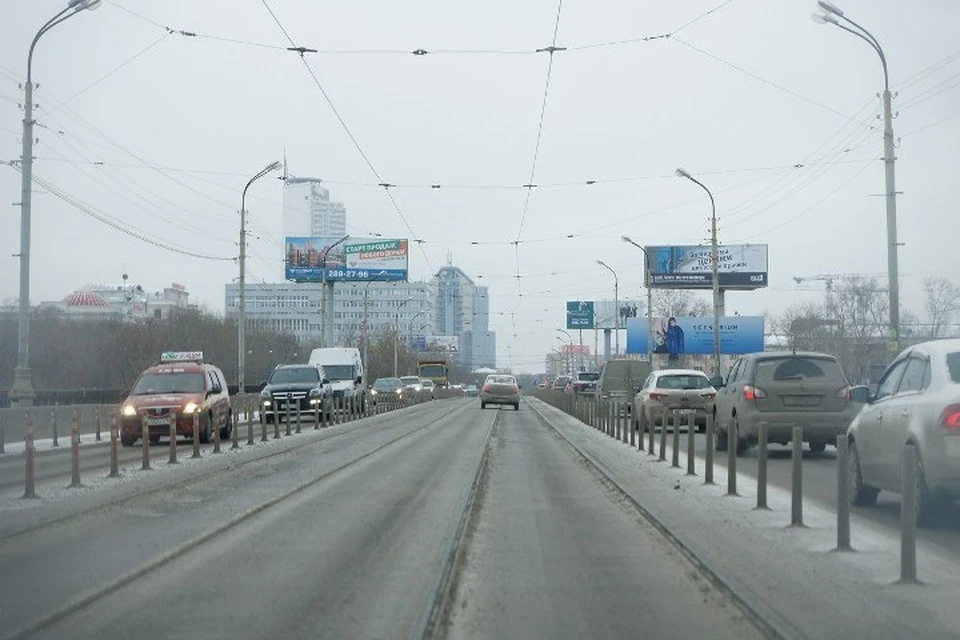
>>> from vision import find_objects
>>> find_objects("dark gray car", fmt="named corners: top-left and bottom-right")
top-left (259, 364), bottom-right (333, 424)
top-left (711, 351), bottom-right (858, 456)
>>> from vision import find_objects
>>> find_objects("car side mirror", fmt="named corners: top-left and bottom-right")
top-left (850, 385), bottom-right (871, 404)
top-left (356, 376), bottom-right (363, 384)
top-left (708, 376), bottom-right (724, 388)
top-left (259, 380), bottom-right (267, 390)
top-left (323, 378), bottom-right (330, 385)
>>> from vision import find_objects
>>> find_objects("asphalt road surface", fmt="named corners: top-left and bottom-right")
top-left (0, 399), bottom-right (763, 640)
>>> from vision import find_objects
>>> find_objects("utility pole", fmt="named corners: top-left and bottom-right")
top-left (319, 235), bottom-right (350, 349)
top-left (622, 237), bottom-right (655, 369)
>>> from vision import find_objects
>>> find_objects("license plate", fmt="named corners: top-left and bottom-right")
top-left (147, 416), bottom-right (169, 426)
top-left (782, 396), bottom-right (820, 407)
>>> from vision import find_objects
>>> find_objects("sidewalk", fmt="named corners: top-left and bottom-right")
top-left (530, 397), bottom-right (960, 640)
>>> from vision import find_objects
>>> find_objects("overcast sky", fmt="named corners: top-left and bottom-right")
top-left (2, 0), bottom-right (957, 373)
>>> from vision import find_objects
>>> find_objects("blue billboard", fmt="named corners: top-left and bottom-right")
top-left (566, 301), bottom-right (594, 329)
top-left (625, 316), bottom-right (764, 356)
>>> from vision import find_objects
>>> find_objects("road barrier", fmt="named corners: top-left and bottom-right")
top-left (659, 413), bottom-right (667, 462)
top-left (140, 416), bottom-right (151, 471)
top-left (95, 408), bottom-right (102, 442)
top-left (671, 410), bottom-right (681, 469)
top-left (214, 410), bottom-right (222, 454)
top-left (70, 411), bottom-right (81, 488)
top-left (192, 414), bottom-right (202, 459)
top-left (1, 414), bottom-right (5, 454)
top-left (51, 410), bottom-right (59, 448)
top-left (756, 422), bottom-right (768, 510)
top-left (169, 413), bottom-right (179, 465)
top-left (686, 412), bottom-right (696, 476)
top-left (899, 444), bottom-right (918, 584)
top-left (295, 404), bottom-right (303, 435)
top-left (726, 419), bottom-right (738, 496)
top-left (232, 409), bottom-right (240, 450)
top-left (791, 427), bottom-right (803, 527)
top-left (109, 412), bottom-right (119, 478)
top-left (835, 435), bottom-right (851, 552)
top-left (24, 414), bottom-right (36, 499)
top-left (704, 413), bottom-right (714, 485)
top-left (285, 403), bottom-right (292, 437)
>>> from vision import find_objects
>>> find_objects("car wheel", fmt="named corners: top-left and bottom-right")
top-left (121, 432), bottom-right (136, 447)
top-left (481, 402), bottom-right (487, 409)
top-left (847, 440), bottom-right (879, 507)
top-left (911, 447), bottom-right (939, 527)
top-left (731, 416), bottom-right (748, 456)
top-left (200, 414), bottom-right (212, 443)
top-left (809, 441), bottom-right (827, 453)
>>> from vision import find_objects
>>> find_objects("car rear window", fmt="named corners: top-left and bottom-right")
top-left (657, 374), bottom-right (710, 390)
top-left (489, 376), bottom-right (515, 385)
top-left (577, 373), bottom-right (600, 382)
top-left (754, 357), bottom-right (844, 383)
top-left (948, 352), bottom-right (960, 383)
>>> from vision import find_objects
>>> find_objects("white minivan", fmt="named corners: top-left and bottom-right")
top-left (308, 347), bottom-right (366, 410)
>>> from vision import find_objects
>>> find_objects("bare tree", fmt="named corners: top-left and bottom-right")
top-left (649, 289), bottom-right (711, 318)
top-left (924, 277), bottom-right (959, 339)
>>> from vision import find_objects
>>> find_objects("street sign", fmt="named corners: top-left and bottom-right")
top-left (566, 301), bottom-right (594, 330)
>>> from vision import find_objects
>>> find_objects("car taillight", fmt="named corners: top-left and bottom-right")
top-left (700, 392), bottom-right (716, 401)
top-left (649, 392), bottom-right (667, 401)
top-left (940, 404), bottom-right (960, 430)
top-left (743, 385), bottom-right (767, 401)
top-left (835, 386), bottom-right (851, 401)
top-left (482, 384), bottom-right (491, 392)
top-left (512, 386), bottom-right (519, 394)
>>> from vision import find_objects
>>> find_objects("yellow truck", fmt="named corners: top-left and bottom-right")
top-left (417, 352), bottom-right (450, 388)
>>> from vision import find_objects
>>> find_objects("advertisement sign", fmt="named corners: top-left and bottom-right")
top-left (625, 316), bottom-right (764, 356)
top-left (561, 344), bottom-right (591, 355)
top-left (592, 299), bottom-right (644, 330)
top-left (285, 237), bottom-right (409, 282)
top-left (566, 301), bottom-right (594, 329)
top-left (646, 244), bottom-right (768, 289)
top-left (426, 335), bottom-right (459, 353)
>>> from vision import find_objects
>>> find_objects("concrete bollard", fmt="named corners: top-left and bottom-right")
top-left (622, 407), bottom-right (628, 444)
top-left (285, 401), bottom-right (292, 437)
top-left (108, 412), bottom-right (120, 478)
top-left (213, 411), bottom-right (222, 454)
top-left (23, 414), bottom-right (36, 499)
top-left (232, 408), bottom-right (240, 450)
top-left (70, 411), bottom-right (82, 487)
top-left (295, 404), bottom-right (303, 434)
top-left (169, 413), bottom-right (179, 464)
top-left (630, 410), bottom-right (636, 448)
top-left (648, 410), bottom-right (656, 456)
top-left (192, 413), bottom-right (202, 459)
top-left (835, 435), bottom-right (851, 551)
top-left (686, 412), bottom-right (696, 476)
top-left (248, 401), bottom-right (257, 446)
top-left (755, 422), bottom-right (769, 509)
top-left (726, 420), bottom-right (738, 496)
top-left (672, 410), bottom-right (681, 469)
top-left (790, 426), bottom-right (803, 526)
top-left (261, 407), bottom-right (269, 442)
top-left (95, 408), bottom-right (102, 442)
top-left (898, 445), bottom-right (919, 584)
top-left (0, 414), bottom-right (5, 454)
top-left (704, 413), bottom-right (715, 485)
top-left (141, 415), bottom-right (152, 470)
top-left (314, 401), bottom-right (321, 430)
top-left (659, 411), bottom-right (667, 462)
top-left (52, 410), bottom-right (59, 448)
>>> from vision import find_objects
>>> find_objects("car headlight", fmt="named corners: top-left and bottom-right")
top-left (183, 401), bottom-right (199, 414)
top-left (370, 390), bottom-right (378, 396)
top-left (262, 400), bottom-right (272, 407)
top-left (260, 389), bottom-right (271, 399)
top-left (395, 389), bottom-right (403, 395)
top-left (122, 404), bottom-right (137, 417)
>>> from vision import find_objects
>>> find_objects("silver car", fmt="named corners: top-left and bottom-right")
top-left (480, 374), bottom-right (520, 410)
top-left (634, 369), bottom-right (716, 433)
top-left (847, 339), bottom-right (960, 525)
top-left (711, 351), bottom-right (858, 456)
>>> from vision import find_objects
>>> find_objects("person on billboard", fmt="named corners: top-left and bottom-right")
top-left (665, 317), bottom-right (684, 360)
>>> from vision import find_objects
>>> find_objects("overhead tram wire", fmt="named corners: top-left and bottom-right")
top-left (4, 162), bottom-right (233, 261)
top-left (258, 0), bottom-right (432, 273)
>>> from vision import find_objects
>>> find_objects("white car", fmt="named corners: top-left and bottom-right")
top-left (847, 338), bottom-right (960, 525)
top-left (421, 379), bottom-right (436, 399)
top-left (633, 369), bottom-right (716, 433)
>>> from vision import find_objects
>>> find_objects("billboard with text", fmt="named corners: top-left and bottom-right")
top-left (646, 244), bottom-right (768, 289)
top-left (285, 237), bottom-right (409, 282)
top-left (625, 316), bottom-right (764, 355)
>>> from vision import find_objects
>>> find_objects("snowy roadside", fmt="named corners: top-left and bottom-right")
top-left (529, 397), bottom-right (960, 640)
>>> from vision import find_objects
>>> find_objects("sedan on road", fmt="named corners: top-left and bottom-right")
top-left (634, 369), bottom-right (716, 433)
top-left (370, 377), bottom-right (404, 405)
top-left (480, 374), bottom-right (520, 410)
top-left (421, 379), bottom-right (436, 400)
top-left (847, 338), bottom-right (960, 525)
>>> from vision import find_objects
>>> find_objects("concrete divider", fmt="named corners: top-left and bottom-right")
top-left (835, 435), bottom-right (851, 551)
top-left (24, 414), bottom-right (36, 499)
top-left (899, 445), bottom-right (918, 584)
top-left (790, 427), bottom-right (803, 527)
top-left (756, 422), bottom-right (768, 510)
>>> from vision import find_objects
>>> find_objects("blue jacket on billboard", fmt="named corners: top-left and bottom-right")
top-left (666, 317), bottom-right (684, 359)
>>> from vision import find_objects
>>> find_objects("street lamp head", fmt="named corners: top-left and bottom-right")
top-left (817, 0), bottom-right (844, 17)
top-left (621, 235), bottom-right (632, 244)
top-left (675, 167), bottom-right (691, 179)
top-left (265, 160), bottom-right (282, 172)
top-left (811, 11), bottom-right (838, 25)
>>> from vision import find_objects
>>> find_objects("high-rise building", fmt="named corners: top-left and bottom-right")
top-left (283, 177), bottom-right (346, 239)
top-left (432, 265), bottom-right (496, 370)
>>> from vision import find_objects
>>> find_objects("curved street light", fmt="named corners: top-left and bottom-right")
top-left (238, 161), bottom-right (282, 393)
top-left (812, 0), bottom-right (900, 351)
top-left (11, 0), bottom-right (102, 407)
top-left (620, 236), bottom-right (655, 369)
top-left (319, 234), bottom-right (350, 348)
top-left (597, 260), bottom-right (620, 357)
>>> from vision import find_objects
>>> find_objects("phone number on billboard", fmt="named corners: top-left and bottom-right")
top-left (326, 269), bottom-right (403, 280)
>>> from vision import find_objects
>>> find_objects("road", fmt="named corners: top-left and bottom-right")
top-left (0, 399), bottom-right (762, 640)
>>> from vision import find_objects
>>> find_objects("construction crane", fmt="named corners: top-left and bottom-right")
top-left (791, 272), bottom-right (887, 291)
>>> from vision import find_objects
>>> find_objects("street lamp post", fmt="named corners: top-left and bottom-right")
top-left (362, 270), bottom-right (389, 381)
top-left (676, 167), bottom-right (721, 376)
top-left (621, 237), bottom-right (655, 369)
top-left (394, 297), bottom-right (413, 377)
top-left (238, 161), bottom-right (282, 394)
top-left (319, 234), bottom-right (350, 348)
top-left (597, 261), bottom-right (620, 357)
top-left (11, 0), bottom-right (102, 408)
top-left (813, 1), bottom-right (900, 352)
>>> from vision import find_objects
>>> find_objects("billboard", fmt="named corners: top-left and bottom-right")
top-left (285, 237), bottom-right (409, 282)
top-left (646, 244), bottom-right (768, 289)
top-left (426, 335), bottom-right (459, 353)
top-left (566, 301), bottom-right (594, 329)
top-left (592, 299), bottom-right (644, 330)
top-left (561, 344), bottom-right (591, 355)
top-left (625, 316), bottom-right (764, 356)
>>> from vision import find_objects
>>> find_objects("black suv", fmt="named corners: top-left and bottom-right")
top-left (260, 364), bottom-right (333, 424)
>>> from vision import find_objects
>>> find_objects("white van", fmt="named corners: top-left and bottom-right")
top-left (308, 347), bottom-right (365, 409)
